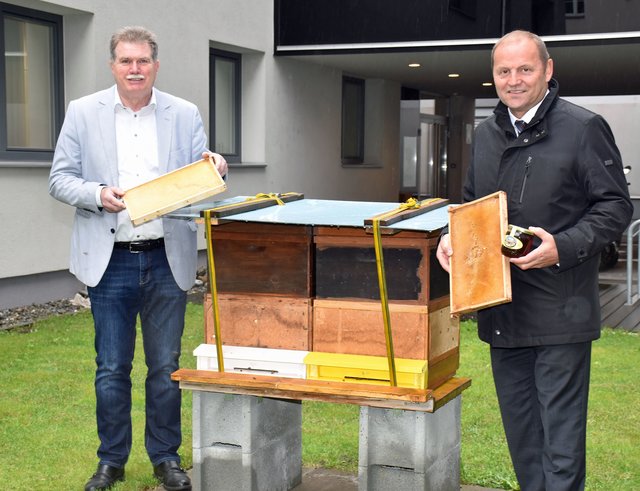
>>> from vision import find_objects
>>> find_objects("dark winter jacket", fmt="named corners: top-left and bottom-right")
top-left (465, 79), bottom-right (633, 347)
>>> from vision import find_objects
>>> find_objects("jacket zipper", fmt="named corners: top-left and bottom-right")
top-left (519, 156), bottom-right (532, 203)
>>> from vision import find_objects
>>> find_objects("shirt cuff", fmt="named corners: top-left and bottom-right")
top-left (96, 185), bottom-right (105, 208)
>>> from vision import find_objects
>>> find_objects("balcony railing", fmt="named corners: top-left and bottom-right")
top-left (626, 219), bottom-right (640, 305)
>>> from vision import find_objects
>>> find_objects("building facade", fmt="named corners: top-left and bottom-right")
top-left (1, 0), bottom-right (639, 308)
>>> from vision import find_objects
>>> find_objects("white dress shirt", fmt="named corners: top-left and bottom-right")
top-left (112, 89), bottom-right (164, 242)
top-left (509, 90), bottom-right (549, 135)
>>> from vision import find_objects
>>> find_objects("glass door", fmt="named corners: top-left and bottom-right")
top-left (401, 114), bottom-right (447, 199)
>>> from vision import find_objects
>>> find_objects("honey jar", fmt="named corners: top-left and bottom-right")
top-left (501, 224), bottom-right (535, 258)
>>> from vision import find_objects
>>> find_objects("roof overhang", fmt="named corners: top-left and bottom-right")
top-left (276, 32), bottom-right (640, 98)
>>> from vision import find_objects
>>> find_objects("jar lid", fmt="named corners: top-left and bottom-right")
top-left (508, 224), bottom-right (534, 236)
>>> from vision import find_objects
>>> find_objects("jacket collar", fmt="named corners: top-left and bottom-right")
top-left (154, 89), bottom-right (172, 173)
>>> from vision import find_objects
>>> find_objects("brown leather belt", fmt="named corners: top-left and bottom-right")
top-left (114, 238), bottom-right (164, 252)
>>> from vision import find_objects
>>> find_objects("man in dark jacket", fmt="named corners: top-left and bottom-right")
top-left (436, 30), bottom-right (632, 491)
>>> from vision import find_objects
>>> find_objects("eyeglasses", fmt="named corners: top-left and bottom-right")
top-left (116, 57), bottom-right (153, 67)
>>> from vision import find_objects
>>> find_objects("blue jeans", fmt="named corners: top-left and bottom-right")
top-left (87, 246), bottom-right (187, 468)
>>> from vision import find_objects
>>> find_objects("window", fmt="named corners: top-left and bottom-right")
top-left (449, 0), bottom-right (477, 19)
top-left (210, 48), bottom-right (241, 163)
top-left (1, 3), bottom-right (63, 161)
top-left (565, 0), bottom-right (585, 17)
top-left (341, 76), bottom-right (364, 165)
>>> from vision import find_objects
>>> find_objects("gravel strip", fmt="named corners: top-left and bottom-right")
top-left (0, 297), bottom-right (89, 332)
top-left (1, 283), bottom-right (207, 332)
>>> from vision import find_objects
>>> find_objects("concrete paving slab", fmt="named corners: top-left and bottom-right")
top-left (151, 467), bottom-right (501, 490)
top-left (292, 467), bottom-right (357, 490)
top-left (291, 467), bottom-right (500, 491)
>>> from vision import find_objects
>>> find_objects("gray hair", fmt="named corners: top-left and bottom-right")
top-left (110, 26), bottom-right (158, 61)
top-left (491, 30), bottom-right (550, 67)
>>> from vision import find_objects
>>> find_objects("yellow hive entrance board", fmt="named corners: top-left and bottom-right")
top-left (305, 351), bottom-right (427, 389)
top-left (123, 157), bottom-right (226, 225)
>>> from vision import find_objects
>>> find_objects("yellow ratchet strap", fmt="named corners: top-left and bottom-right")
top-left (372, 217), bottom-right (397, 386)
top-left (371, 198), bottom-right (441, 387)
top-left (372, 197), bottom-right (442, 223)
top-left (204, 209), bottom-right (224, 372)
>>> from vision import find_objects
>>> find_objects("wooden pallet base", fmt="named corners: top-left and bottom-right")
top-left (172, 368), bottom-right (471, 412)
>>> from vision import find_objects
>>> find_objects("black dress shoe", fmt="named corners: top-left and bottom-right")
top-left (153, 460), bottom-right (191, 491)
top-left (84, 464), bottom-right (125, 491)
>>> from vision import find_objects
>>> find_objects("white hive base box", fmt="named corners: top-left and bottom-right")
top-left (193, 344), bottom-right (309, 379)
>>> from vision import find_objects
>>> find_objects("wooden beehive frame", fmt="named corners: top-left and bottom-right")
top-left (123, 157), bottom-right (226, 225)
top-left (448, 191), bottom-right (511, 315)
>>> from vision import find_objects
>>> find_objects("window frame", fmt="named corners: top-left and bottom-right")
top-left (209, 48), bottom-right (242, 163)
top-left (341, 75), bottom-right (365, 165)
top-left (0, 2), bottom-right (64, 163)
top-left (565, 0), bottom-right (585, 17)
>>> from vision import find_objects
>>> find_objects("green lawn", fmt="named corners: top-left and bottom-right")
top-left (1, 305), bottom-right (638, 490)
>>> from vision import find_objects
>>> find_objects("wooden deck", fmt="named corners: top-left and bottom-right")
top-left (599, 283), bottom-right (640, 332)
top-left (599, 261), bottom-right (640, 332)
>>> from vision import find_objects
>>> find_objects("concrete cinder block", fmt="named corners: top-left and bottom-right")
top-left (357, 450), bottom-right (460, 491)
top-left (191, 391), bottom-right (302, 491)
top-left (358, 395), bottom-right (462, 491)
top-left (192, 391), bottom-right (302, 451)
top-left (190, 390), bottom-right (462, 491)
top-left (193, 438), bottom-right (302, 491)
top-left (193, 443), bottom-right (242, 490)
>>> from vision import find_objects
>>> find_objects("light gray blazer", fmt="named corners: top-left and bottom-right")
top-left (49, 85), bottom-right (208, 290)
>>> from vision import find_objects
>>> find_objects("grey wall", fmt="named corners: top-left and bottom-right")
top-left (0, 0), bottom-right (402, 308)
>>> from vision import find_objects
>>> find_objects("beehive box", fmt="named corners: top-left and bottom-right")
top-left (312, 299), bottom-right (430, 358)
top-left (304, 351), bottom-right (427, 389)
top-left (209, 222), bottom-right (313, 297)
top-left (195, 198), bottom-right (457, 389)
top-left (313, 226), bottom-right (449, 303)
top-left (194, 344), bottom-right (308, 379)
top-left (204, 293), bottom-right (311, 350)
top-left (312, 297), bottom-right (459, 388)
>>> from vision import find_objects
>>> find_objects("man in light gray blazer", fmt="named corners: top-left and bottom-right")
top-left (49, 26), bottom-right (227, 491)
